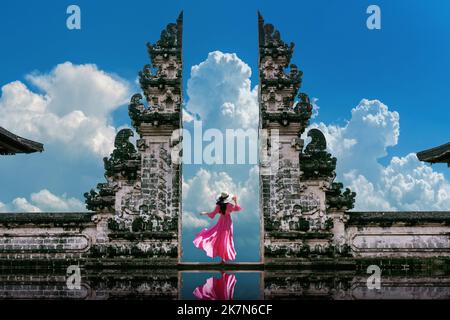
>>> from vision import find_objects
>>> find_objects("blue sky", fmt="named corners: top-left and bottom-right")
top-left (0, 1), bottom-right (449, 261)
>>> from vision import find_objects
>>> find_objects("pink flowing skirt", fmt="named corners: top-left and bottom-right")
top-left (193, 214), bottom-right (236, 261)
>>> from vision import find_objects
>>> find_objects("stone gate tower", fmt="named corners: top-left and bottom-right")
top-left (258, 13), bottom-right (355, 263)
top-left (85, 13), bottom-right (183, 261)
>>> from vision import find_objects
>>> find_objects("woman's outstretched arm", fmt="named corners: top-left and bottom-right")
top-left (200, 205), bottom-right (220, 218)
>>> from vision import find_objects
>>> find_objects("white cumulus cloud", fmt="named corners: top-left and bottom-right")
top-left (0, 189), bottom-right (85, 213)
top-left (0, 62), bottom-right (131, 157)
top-left (307, 99), bottom-right (450, 211)
top-left (30, 189), bottom-right (86, 212)
top-left (0, 62), bottom-right (134, 213)
top-left (185, 51), bottom-right (258, 129)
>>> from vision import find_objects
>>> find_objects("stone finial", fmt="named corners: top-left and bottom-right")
top-left (258, 12), bottom-right (294, 65)
top-left (85, 128), bottom-right (140, 210)
top-left (147, 11), bottom-right (183, 55)
top-left (299, 129), bottom-right (356, 210)
top-left (103, 129), bottom-right (140, 181)
top-left (300, 128), bottom-right (336, 180)
top-left (258, 12), bottom-right (312, 132)
top-left (134, 13), bottom-right (183, 130)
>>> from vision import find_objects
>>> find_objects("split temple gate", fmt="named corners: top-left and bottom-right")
top-left (1, 13), bottom-right (450, 299)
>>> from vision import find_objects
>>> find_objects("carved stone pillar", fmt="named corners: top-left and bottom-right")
top-left (258, 13), bottom-right (355, 263)
top-left (258, 13), bottom-right (312, 261)
top-left (85, 13), bottom-right (183, 262)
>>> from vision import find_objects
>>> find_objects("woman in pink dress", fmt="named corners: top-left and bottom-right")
top-left (193, 192), bottom-right (242, 263)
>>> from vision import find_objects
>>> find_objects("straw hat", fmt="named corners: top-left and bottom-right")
top-left (217, 192), bottom-right (231, 203)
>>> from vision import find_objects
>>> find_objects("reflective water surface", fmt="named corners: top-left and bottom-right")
top-left (182, 272), bottom-right (261, 300)
top-left (1, 268), bottom-right (450, 300)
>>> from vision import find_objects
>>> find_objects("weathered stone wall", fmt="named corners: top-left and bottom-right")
top-left (0, 213), bottom-right (99, 260)
top-left (343, 212), bottom-right (450, 257)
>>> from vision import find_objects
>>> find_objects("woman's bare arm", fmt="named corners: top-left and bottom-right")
top-left (199, 205), bottom-right (220, 218)
top-left (231, 196), bottom-right (241, 212)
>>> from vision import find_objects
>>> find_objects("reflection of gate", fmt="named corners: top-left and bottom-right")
top-left (4, 268), bottom-right (450, 300)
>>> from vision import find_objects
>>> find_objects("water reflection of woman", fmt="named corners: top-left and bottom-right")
top-left (193, 272), bottom-right (236, 300)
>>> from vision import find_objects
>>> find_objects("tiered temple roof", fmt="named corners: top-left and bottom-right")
top-left (0, 126), bottom-right (44, 155)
